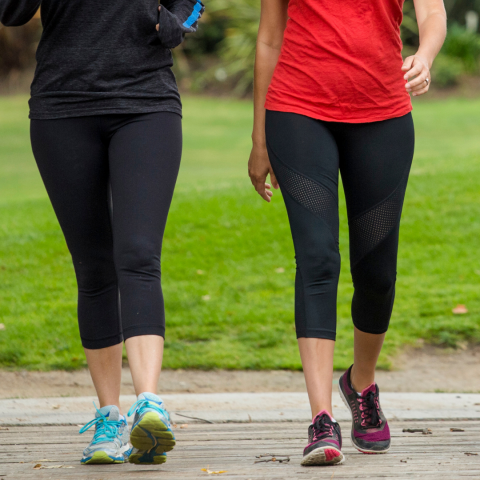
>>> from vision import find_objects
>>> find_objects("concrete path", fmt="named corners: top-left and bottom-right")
top-left (1, 392), bottom-right (480, 426)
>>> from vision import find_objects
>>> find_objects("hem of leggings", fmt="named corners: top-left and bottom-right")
top-left (297, 332), bottom-right (336, 341)
top-left (81, 333), bottom-right (124, 350)
top-left (122, 324), bottom-right (166, 341)
top-left (352, 321), bottom-right (389, 336)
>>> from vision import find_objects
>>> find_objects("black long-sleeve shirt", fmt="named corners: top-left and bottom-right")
top-left (0, 0), bottom-right (204, 119)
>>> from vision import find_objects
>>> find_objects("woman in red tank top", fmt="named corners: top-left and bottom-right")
top-left (249, 0), bottom-right (446, 466)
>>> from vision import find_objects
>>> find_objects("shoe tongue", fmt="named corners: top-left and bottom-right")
top-left (96, 405), bottom-right (120, 421)
top-left (361, 383), bottom-right (377, 396)
top-left (313, 409), bottom-right (333, 423)
top-left (138, 392), bottom-right (163, 405)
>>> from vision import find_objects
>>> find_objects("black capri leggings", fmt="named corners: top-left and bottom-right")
top-left (265, 111), bottom-right (414, 340)
top-left (31, 112), bottom-right (182, 349)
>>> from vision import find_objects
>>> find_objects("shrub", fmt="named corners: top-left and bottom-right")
top-left (442, 23), bottom-right (480, 73)
top-left (431, 52), bottom-right (465, 87)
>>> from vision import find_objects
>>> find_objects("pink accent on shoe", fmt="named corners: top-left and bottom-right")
top-left (361, 383), bottom-right (376, 396)
top-left (303, 437), bottom-right (340, 453)
top-left (353, 421), bottom-right (390, 441)
top-left (312, 409), bottom-right (333, 423)
top-left (324, 448), bottom-right (340, 462)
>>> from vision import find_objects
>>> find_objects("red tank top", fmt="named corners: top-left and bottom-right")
top-left (265, 0), bottom-right (412, 123)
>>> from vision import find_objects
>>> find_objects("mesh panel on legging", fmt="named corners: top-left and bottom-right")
top-left (271, 158), bottom-right (339, 244)
top-left (348, 166), bottom-right (410, 268)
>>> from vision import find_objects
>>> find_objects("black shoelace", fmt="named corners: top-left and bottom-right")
top-left (360, 391), bottom-right (380, 427)
top-left (312, 415), bottom-right (334, 441)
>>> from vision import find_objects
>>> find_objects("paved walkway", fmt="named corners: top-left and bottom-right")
top-left (1, 421), bottom-right (479, 479)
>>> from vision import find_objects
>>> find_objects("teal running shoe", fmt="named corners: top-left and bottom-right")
top-left (79, 404), bottom-right (132, 464)
top-left (127, 392), bottom-right (175, 465)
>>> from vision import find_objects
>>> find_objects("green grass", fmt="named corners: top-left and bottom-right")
top-left (0, 95), bottom-right (479, 370)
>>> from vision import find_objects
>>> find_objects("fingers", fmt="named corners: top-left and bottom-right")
top-left (406, 71), bottom-right (429, 91)
top-left (249, 170), bottom-right (271, 201)
top-left (401, 55), bottom-right (415, 71)
top-left (270, 170), bottom-right (279, 189)
top-left (253, 182), bottom-right (272, 202)
top-left (404, 62), bottom-right (424, 82)
top-left (411, 84), bottom-right (429, 97)
top-left (156, 5), bottom-right (161, 30)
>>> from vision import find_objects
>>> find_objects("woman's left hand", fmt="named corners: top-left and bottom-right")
top-left (401, 55), bottom-right (431, 96)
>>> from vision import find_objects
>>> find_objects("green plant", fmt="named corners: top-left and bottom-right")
top-left (431, 52), bottom-right (465, 87)
top-left (442, 23), bottom-right (480, 73)
top-left (203, 0), bottom-right (260, 96)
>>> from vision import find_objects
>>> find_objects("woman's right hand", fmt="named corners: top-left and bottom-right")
top-left (248, 143), bottom-right (279, 202)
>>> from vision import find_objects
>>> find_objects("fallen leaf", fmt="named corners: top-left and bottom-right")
top-left (0, 324), bottom-right (5, 330)
top-left (180, 424), bottom-right (189, 429)
top-left (465, 452), bottom-right (478, 456)
top-left (450, 427), bottom-right (465, 432)
top-left (33, 465), bottom-right (74, 469)
top-left (201, 466), bottom-right (227, 475)
top-left (0, 427), bottom-right (9, 430)
top-left (452, 304), bottom-right (468, 314)
top-left (52, 405), bottom-right (60, 409)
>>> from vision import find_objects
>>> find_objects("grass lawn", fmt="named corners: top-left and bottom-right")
top-left (0, 95), bottom-right (479, 371)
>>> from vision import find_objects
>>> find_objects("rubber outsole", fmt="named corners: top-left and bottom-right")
top-left (301, 446), bottom-right (345, 466)
top-left (338, 381), bottom-right (390, 454)
top-left (128, 447), bottom-right (167, 465)
top-left (81, 451), bottom-right (125, 465)
top-left (128, 412), bottom-right (175, 464)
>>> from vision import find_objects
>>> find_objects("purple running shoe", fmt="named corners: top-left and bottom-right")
top-left (339, 365), bottom-right (390, 454)
top-left (301, 410), bottom-right (345, 466)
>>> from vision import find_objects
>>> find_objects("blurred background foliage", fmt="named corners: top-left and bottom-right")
top-left (1, 1), bottom-right (480, 93)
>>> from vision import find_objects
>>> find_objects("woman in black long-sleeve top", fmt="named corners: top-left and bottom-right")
top-left (1, 0), bottom-right (204, 466)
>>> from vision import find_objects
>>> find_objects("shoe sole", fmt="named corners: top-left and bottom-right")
top-left (130, 412), bottom-right (176, 454)
top-left (338, 381), bottom-right (390, 455)
top-left (81, 451), bottom-right (125, 465)
top-left (128, 446), bottom-right (167, 465)
top-left (301, 446), bottom-right (345, 466)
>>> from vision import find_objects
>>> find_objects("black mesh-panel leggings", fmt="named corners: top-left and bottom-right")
top-left (31, 112), bottom-right (182, 349)
top-left (265, 111), bottom-right (414, 340)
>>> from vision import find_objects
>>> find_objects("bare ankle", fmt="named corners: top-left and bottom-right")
top-left (350, 365), bottom-right (375, 393)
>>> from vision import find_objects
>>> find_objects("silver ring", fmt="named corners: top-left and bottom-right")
top-left (425, 77), bottom-right (430, 86)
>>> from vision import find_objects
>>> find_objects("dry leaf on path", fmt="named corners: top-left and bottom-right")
top-left (180, 424), bottom-right (189, 429)
top-left (452, 304), bottom-right (468, 314)
top-left (33, 464), bottom-right (74, 469)
top-left (201, 466), bottom-right (227, 475)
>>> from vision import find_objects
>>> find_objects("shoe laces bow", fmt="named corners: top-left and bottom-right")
top-left (359, 390), bottom-right (381, 427)
top-left (312, 415), bottom-right (334, 442)
top-left (79, 403), bottom-right (123, 445)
